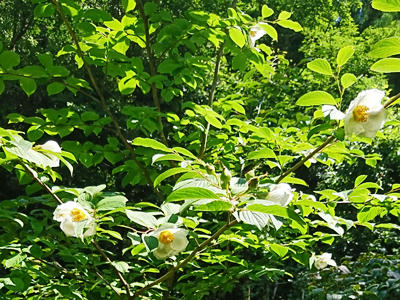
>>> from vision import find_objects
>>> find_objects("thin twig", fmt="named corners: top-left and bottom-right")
top-left (91, 241), bottom-right (132, 300)
top-left (275, 136), bottom-right (335, 183)
top-left (133, 219), bottom-right (238, 298)
top-left (20, 162), bottom-right (63, 204)
top-left (384, 91), bottom-right (400, 108)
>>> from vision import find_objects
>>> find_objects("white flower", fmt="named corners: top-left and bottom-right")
top-left (344, 89), bottom-right (388, 138)
top-left (53, 201), bottom-right (96, 238)
top-left (248, 25), bottom-right (266, 48)
top-left (322, 105), bottom-right (345, 120)
top-left (314, 253), bottom-right (337, 269)
top-left (149, 226), bottom-right (189, 260)
top-left (41, 141), bottom-right (62, 167)
top-left (266, 183), bottom-right (294, 207)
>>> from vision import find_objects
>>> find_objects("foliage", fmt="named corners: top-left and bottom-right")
top-left (0, 0), bottom-right (400, 299)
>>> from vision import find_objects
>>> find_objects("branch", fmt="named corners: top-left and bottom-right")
top-left (20, 162), bottom-right (63, 205)
top-left (91, 241), bottom-right (132, 300)
top-left (133, 219), bottom-right (238, 298)
top-left (135, 0), bottom-right (171, 150)
top-left (198, 41), bottom-right (225, 159)
top-left (52, 0), bottom-right (164, 201)
top-left (275, 136), bottom-right (335, 183)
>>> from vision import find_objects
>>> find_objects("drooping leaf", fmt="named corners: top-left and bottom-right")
top-left (132, 137), bottom-right (172, 153)
top-left (369, 37), bottom-right (400, 58)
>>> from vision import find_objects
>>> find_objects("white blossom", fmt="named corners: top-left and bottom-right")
top-left (344, 89), bottom-right (387, 138)
top-left (322, 105), bottom-right (345, 120)
top-left (41, 140), bottom-right (62, 167)
top-left (53, 201), bottom-right (96, 238)
top-left (266, 183), bottom-right (294, 207)
top-left (149, 226), bottom-right (189, 260)
top-left (314, 253), bottom-right (337, 269)
top-left (248, 25), bottom-right (266, 48)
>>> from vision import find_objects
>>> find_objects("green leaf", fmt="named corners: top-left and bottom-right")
top-left (355, 175), bottom-right (367, 187)
top-left (294, 200), bottom-right (327, 212)
top-left (277, 20), bottom-right (302, 32)
top-left (357, 207), bottom-right (384, 223)
top-left (166, 187), bottom-right (219, 202)
top-left (258, 23), bottom-right (277, 41)
top-left (238, 211), bottom-right (270, 230)
top-left (246, 203), bottom-right (304, 224)
top-left (372, 0), bottom-right (400, 12)
top-left (262, 5), bottom-right (274, 18)
top-left (81, 111), bottom-right (99, 122)
top-left (122, 0), bottom-right (136, 12)
top-left (375, 223), bottom-right (400, 230)
top-left (307, 59), bottom-right (332, 75)
top-left (248, 148), bottom-right (277, 160)
top-left (96, 195), bottom-right (128, 211)
top-left (371, 58), bottom-right (400, 73)
top-left (278, 11), bottom-right (292, 20)
top-left (132, 137), bottom-right (172, 153)
top-left (154, 168), bottom-right (193, 187)
top-left (34, 3), bottom-right (56, 18)
top-left (281, 177), bottom-right (308, 187)
top-left (20, 77), bottom-right (37, 97)
top-left (307, 123), bottom-right (333, 139)
top-left (229, 27), bottom-right (245, 48)
top-left (0, 51), bottom-right (20, 70)
top-left (370, 38), bottom-right (400, 58)
top-left (4, 253), bottom-right (27, 268)
top-left (143, 235), bottom-right (158, 251)
top-left (337, 46), bottom-right (355, 67)
top-left (296, 91), bottom-right (336, 106)
top-left (126, 210), bottom-right (158, 228)
top-left (205, 115), bottom-right (222, 129)
top-left (194, 200), bottom-right (233, 212)
top-left (341, 73), bottom-right (357, 88)
top-left (270, 244), bottom-right (289, 257)
top-left (38, 53), bottom-right (53, 68)
top-left (144, 2), bottom-right (158, 15)
top-left (30, 244), bottom-right (43, 258)
top-left (172, 147), bottom-right (197, 159)
top-left (47, 82), bottom-right (66, 95)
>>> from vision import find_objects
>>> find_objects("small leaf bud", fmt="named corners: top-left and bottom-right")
top-left (220, 166), bottom-right (232, 184)
top-left (245, 170), bottom-right (255, 181)
top-left (205, 164), bottom-right (216, 175)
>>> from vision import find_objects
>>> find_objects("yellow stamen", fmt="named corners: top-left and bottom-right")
top-left (250, 30), bottom-right (257, 37)
top-left (159, 230), bottom-right (175, 244)
top-left (70, 208), bottom-right (86, 222)
top-left (353, 105), bottom-right (369, 122)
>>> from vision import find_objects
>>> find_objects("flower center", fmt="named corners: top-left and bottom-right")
top-left (353, 105), bottom-right (369, 122)
top-left (70, 208), bottom-right (86, 222)
top-left (250, 30), bottom-right (257, 37)
top-left (159, 230), bottom-right (175, 244)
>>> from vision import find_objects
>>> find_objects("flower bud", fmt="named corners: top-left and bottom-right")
top-left (220, 166), bottom-right (232, 185)
top-left (245, 170), bottom-right (255, 181)
top-left (205, 164), bottom-right (216, 175)
top-left (247, 177), bottom-right (259, 190)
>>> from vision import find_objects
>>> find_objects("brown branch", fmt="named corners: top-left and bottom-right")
top-left (198, 41), bottom-right (225, 159)
top-left (135, 0), bottom-right (170, 149)
top-left (133, 219), bottom-right (238, 299)
top-left (91, 241), bottom-right (132, 300)
top-left (275, 136), bottom-right (335, 183)
top-left (20, 162), bottom-right (63, 204)
top-left (91, 267), bottom-right (126, 300)
top-left (52, 0), bottom-right (164, 200)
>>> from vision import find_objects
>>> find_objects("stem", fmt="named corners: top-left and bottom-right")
top-left (135, 0), bottom-right (171, 150)
top-left (93, 268), bottom-right (125, 300)
top-left (91, 241), bottom-right (132, 300)
top-left (20, 162), bottom-right (63, 205)
top-left (198, 41), bottom-right (225, 159)
top-left (384, 91), bottom-right (400, 108)
top-left (275, 136), bottom-right (335, 183)
top-left (133, 219), bottom-right (238, 298)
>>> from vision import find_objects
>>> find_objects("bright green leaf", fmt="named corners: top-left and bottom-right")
top-left (371, 58), bottom-right (400, 73)
top-left (229, 27), bottom-right (245, 48)
top-left (307, 59), bottom-right (332, 75)
top-left (296, 91), bottom-right (336, 106)
top-left (337, 46), bottom-right (355, 67)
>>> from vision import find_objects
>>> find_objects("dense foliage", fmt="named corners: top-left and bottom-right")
top-left (1, 0), bottom-right (400, 299)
